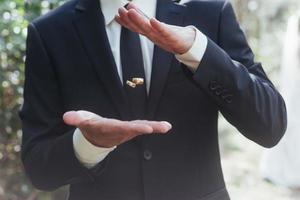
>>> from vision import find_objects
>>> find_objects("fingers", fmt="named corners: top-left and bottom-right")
top-left (150, 18), bottom-right (170, 38)
top-left (116, 4), bottom-right (157, 37)
top-left (132, 120), bottom-right (172, 134)
top-left (115, 3), bottom-right (178, 53)
top-left (75, 116), bottom-right (153, 135)
top-left (78, 117), bottom-right (170, 137)
top-left (124, 121), bottom-right (154, 135)
top-left (127, 9), bottom-right (152, 34)
top-left (115, 7), bottom-right (141, 33)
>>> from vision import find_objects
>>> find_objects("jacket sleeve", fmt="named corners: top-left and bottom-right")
top-left (192, 1), bottom-right (287, 148)
top-left (20, 23), bottom-right (104, 191)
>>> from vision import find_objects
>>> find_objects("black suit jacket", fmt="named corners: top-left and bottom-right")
top-left (20, 0), bottom-right (287, 199)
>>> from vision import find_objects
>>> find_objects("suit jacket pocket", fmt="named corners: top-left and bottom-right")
top-left (199, 188), bottom-right (230, 200)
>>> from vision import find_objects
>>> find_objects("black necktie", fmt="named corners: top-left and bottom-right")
top-left (120, 26), bottom-right (147, 120)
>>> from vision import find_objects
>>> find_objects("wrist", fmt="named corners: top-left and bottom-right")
top-left (73, 128), bottom-right (116, 168)
top-left (175, 27), bottom-right (208, 72)
top-left (178, 26), bottom-right (196, 54)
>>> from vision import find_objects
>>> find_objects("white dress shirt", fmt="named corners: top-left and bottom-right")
top-left (73, 0), bottom-right (208, 168)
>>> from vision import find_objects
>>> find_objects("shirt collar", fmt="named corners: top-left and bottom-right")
top-left (100, 0), bottom-right (157, 26)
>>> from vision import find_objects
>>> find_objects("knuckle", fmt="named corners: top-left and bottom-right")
top-left (142, 24), bottom-right (150, 32)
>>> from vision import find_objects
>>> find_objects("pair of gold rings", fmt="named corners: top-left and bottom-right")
top-left (126, 78), bottom-right (144, 88)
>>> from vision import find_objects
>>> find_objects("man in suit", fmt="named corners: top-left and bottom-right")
top-left (20, 0), bottom-right (287, 199)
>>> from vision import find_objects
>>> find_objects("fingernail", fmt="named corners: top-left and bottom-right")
top-left (63, 111), bottom-right (78, 125)
top-left (63, 111), bottom-right (76, 118)
top-left (120, 7), bottom-right (127, 12)
top-left (162, 121), bottom-right (172, 132)
top-left (126, 2), bottom-right (134, 9)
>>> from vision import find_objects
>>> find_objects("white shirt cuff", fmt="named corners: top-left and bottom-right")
top-left (175, 26), bottom-right (208, 73)
top-left (72, 128), bottom-right (116, 169)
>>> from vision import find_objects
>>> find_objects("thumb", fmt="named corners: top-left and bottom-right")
top-left (63, 110), bottom-right (99, 126)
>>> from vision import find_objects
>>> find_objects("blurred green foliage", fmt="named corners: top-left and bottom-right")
top-left (0, 0), bottom-right (297, 199)
top-left (0, 1), bottom-right (67, 199)
top-left (0, 0), bottom-right (29, 199)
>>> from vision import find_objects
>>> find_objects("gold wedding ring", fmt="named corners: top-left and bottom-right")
top-left (126, 80), bottom-right (137, 88)
top-left (132, 78), bottom-right (144, 85)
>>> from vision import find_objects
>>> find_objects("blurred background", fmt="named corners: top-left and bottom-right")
top-left (0, 0), bottom-right (300, 199)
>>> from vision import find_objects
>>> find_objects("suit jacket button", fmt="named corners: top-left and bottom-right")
top-left (209, 81), bottom-right (219, 90)
top-left (215, 89), bottom-right (222, 96)
top-left (143, 150), bottom-right (152, 160)
top-left (224, 97), bottom-right (233, 104)
top-left (221, 94), bottom-right (233, 104)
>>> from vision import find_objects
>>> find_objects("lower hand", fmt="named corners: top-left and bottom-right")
top-left (115, 3), bottom-right (196, 54)
top-left (63, 111), bottom-right (172, 148)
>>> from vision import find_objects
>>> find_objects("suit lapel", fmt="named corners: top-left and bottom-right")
top-left (147, 0), bottom-right (186, 119)
top-left (73, 0), bottom-right (130, 120)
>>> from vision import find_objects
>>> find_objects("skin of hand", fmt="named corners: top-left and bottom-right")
top-left (115, 3), bottom-right (196, 54)
top-left (63, 111), bottom-right (172, 148)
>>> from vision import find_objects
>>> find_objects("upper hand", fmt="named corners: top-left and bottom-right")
top-left (115, 3), bottom-right (196, 54)
top-left (63, 111), bottom-right (172, 148)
